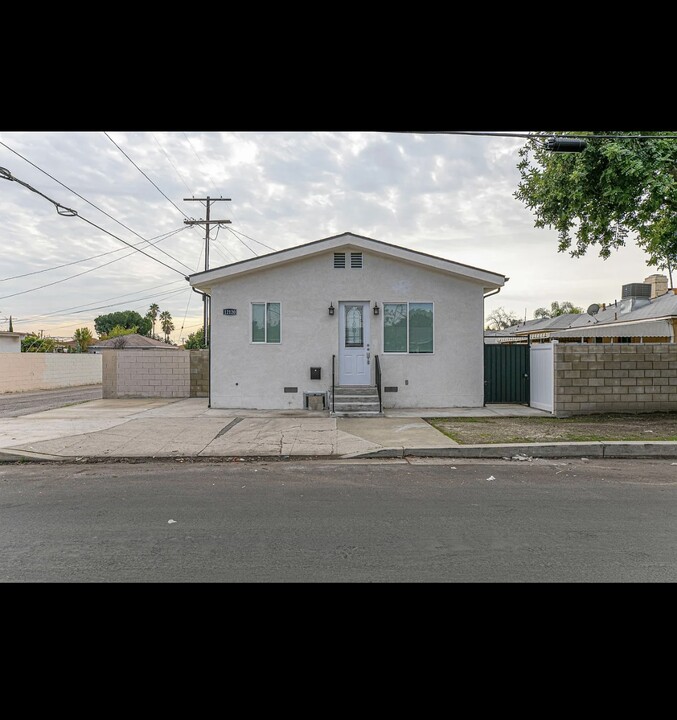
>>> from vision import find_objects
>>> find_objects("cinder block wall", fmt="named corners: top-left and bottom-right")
top-left (0, 353), bottom-right (102, 393)
top-left (554, 343), bottom-right (677, 416)
top-left (189, 350), bottom-right (209, 397)
top-left (102, 350), bottom-right (190, 399)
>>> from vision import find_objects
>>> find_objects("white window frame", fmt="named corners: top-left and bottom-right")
top-left (382, 301), bottom-right (434, 355)
top-left (251, 301), bottom-right (281, 344)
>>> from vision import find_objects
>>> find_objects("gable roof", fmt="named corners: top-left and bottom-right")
top-left (189, 232), bottom-right (507, 292)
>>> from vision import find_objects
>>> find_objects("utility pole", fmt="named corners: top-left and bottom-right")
top-left (183, 196), bottom-right (231, 347)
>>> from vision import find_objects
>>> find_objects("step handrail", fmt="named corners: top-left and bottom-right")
top-left (331, 354), bottom-right (335, 413)
top-left (375, 354), bottom-right (382, 413)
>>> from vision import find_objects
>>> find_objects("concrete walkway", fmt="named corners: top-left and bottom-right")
top-left (1, 397), bottom-right (676, 461)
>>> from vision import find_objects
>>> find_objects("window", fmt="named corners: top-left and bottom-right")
top-left (334, 253), bottom-right (346, 268)
top-left (350, 252), bottom-right (363, 268)
top-left (252, 302), bottom-right (280, 343)
top-left (383, 302), bottom-right (433, 353)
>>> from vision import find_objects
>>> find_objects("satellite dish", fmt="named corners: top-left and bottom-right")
top-left (587, 303), bottom-right (600, 316)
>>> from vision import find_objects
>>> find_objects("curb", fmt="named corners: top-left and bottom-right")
top-left (4, 442), bottom-right (677, 463)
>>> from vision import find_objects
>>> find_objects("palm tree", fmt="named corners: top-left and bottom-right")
top-left (148, 303), bottom-right (160, 339)
top-left (73, 327), bottom-right (95, 353)
top-left (159, 311), bottom-right (175, 343)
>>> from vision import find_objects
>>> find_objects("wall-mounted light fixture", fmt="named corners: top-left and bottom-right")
top-left (373, 302), bottom-right (380, 316)
top-left (328, 302), bottom-right (335, 316)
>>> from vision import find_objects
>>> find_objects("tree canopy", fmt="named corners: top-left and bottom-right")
top-left (183, 328), bottom-right (206, 349)
top-left (94, 311), bottom-right (151, 338)
top-left (485, 306), bottom-right (520, 331)
top-left (73, 327), bottom-right (95, 352)
top-left (533, 300), bottom-right (583, 319)
top-left (515, 131), bottom-right (677, 271)
top-left (21, 334), bottom-right (57, 352)
top-left (159, 311), bottom-right (175, 343)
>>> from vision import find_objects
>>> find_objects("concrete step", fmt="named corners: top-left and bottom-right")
top-left (333, 403), bottom-right (381, 412)
top-left (332, 410), bottom-right (384, 417)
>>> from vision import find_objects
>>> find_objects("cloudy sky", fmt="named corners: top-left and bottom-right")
top-left (0, 131), bottom-right (657, 342)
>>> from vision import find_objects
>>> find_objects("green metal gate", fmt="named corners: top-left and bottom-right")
top-left (484, 344), bottom-right (530, 404)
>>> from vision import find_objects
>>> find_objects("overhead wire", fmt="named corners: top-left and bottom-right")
top-left (0, 167), bottom-right (188, 278)
top-left (103, 132), bottom-right (191, 219)
top-left (227, 227), bottom-right (278, 253)
top-left (1, 226), bottom-right (188, 282)
top-left (0, 139), bottom-right (195, 272)
top-left (17, 279), bottom-right (189, 322)
top-left (103, 131), bottom-right (213, 272)
top-left (152, 133), bottom-right (193, 194)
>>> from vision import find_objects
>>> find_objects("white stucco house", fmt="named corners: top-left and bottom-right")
top-left (189, 232), bottom-right (506, 413)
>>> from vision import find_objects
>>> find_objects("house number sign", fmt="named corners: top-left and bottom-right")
top-left (223, 309), bottom-right (237, 316)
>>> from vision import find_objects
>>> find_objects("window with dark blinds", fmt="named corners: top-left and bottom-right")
top-left (333, 252), bottom-right (346, 268)
top-left (350, 252), bottom-right (363, 268)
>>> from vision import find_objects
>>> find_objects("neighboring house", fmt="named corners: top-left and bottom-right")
top-left (552, 283), bottom-right (677, 343)
top-left (89, 333), bottom-right (179, 353)
top-left (189, 232), bottom-right (506, 411)
top-left (0, 331), bottom-right (23, 353)
top-left (486, 274), bottom-right (677, 346)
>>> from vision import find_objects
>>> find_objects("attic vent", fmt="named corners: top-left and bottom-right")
top-left (333, 252), bottom-right (346, 269)
top-left (350, 252), bottom-right (363, 269)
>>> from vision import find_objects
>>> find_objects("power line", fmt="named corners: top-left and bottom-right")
top-left (0, 167), bottom-right (188, 277)
top-left (152, 133), bottom-right (193, 194)
top-left (103, 131), bottom-right (190, 218)
top-left (0, 226), bottom-right (188, 282)
top-left (388, 131), bottom-right (677, 141)
top-left (225, 226), bottom-right (257, 256)
top-left (0, 139), bottom-right (195, 272)
top-left (17, 279), bottom-right (188, 322)
top-left (228, 227), bottom-right (278, 253)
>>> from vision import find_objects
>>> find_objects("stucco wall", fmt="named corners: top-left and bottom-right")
top-left (207, 248), bottom-right (487, 409)
top-left (102, 350), bottom-right (190, 399)
top-left (0, 353), bottom-right (102, 393)
top-left (0, 336), bottom-right (21, 353)
top-left (554, 343), bottom-right (677, 416)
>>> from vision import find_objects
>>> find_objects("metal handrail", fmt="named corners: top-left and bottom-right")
top-left (375, 354), bottom-right (382, 413)
top-left (332, 354), bottom-right (335, 413)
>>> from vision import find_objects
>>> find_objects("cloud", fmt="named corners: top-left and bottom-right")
top-left (0, 131), bottom-right (662, 340)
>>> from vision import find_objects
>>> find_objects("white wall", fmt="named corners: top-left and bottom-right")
top-left (0, 353), bottom-right (102, 393)
top-left (208, 246), bottom-right (487, 409)
top-left (0, 335), bottom-right (21, 353)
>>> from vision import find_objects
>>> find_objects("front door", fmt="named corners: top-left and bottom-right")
top-left (339, 301), bottom-right (370, 385)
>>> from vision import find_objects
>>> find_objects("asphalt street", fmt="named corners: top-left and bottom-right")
top-left (2, 457), bottom-right (676, 582)
top-left (0, 386), bottom-right (102, 417)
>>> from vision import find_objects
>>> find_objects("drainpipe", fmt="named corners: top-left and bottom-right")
top-left (192, 286), bottom-right (211, 408)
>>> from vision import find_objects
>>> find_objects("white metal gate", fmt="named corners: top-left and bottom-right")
top-left (529, 343), bottom-right (554, 412)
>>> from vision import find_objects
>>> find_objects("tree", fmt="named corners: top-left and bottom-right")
top-left (533, 301), bottom-right (583, 319)
top-left (8, 315), bottom-right (13, 332)
top-left (147, 303), bottom-right (160, 339)
top-left (94, 311), bottom-right (152, 338)
top-left (21, 333), bottom-right (57, 352)
top-left (183, 328), bottom-right (206, 349)
top-left (159, 311), bottom-right (175, 343)
top-left (99, 325), bottom-right (138, 340)
top-left (73, 327), bottom-right (95, 353)
top-left (515, 131), bottom-right (677, 268)
top-left (485, 306), bottom-right (520, 331)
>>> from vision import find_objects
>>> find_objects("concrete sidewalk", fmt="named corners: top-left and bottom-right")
top-left (1, 397), bottom-right (676, 462)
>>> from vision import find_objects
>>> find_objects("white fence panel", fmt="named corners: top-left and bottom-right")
top-left (530, 343), bottom-right (554, 412)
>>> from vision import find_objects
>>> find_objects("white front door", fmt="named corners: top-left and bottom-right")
top-left (339, 301), bottom-right (370, 385)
